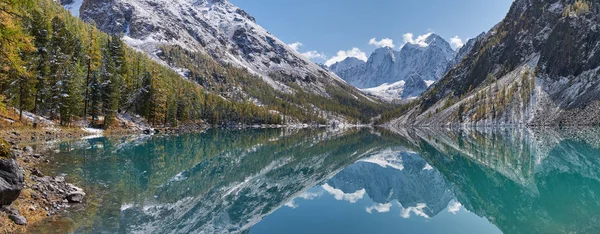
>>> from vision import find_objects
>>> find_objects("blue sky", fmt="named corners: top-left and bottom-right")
top-left (229, 0), bottom-right (513, 65)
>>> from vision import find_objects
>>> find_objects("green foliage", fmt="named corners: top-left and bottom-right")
top-left (158, 45), bottom-right (390, 124)
top-left (373, 100), bottom-right (418, 125)
top-left (0, 0), bottom-right (283, 127)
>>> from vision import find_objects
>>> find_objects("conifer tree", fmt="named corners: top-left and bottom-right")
top-left (48, 16), bottom-right (75, 120)
top-left (30, 10), bottom-right (50, 116)
top-left (83, 22), bottom-right (101, 124)
top-left (100, 38), bottom-right (120, 127)
top-left (0, 0), bottom-right (35, 117)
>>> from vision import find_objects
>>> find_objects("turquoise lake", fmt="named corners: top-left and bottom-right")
top-left (29, 128), bottom-right (600, 233)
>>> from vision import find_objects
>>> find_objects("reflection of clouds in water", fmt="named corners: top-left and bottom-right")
top-left (422, 163), bottom-right (433, 170)
top-left (400, 203), bottom-right (430, 219)
top-left (366, 203), bottom-right (392, 214)
top-left (284, 200), bottom-right (298, 209)
top-left (285, 191), bottom-right (323, 209)
top-left (298, 191), bottom-right (321, 200)
top-left (322, 184), bottom-right (366, 203)
top-left (447, 200), bottom-right (462, 214)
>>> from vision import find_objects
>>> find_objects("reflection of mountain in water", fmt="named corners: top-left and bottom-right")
top-left (327, 150), bottom-right (453, 217)
top-left (406, 127), bottom-right (600, 234)
top-left (32, 127), bottom-right (600, 234)
top-left (36, 128), bottom-right (405, 234)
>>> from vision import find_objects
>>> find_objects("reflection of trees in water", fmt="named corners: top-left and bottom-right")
top-left (409, 127), bottom-right (600, 234)
top-left (40, 128), bottom-right (404, 233)
top-left (34, 127), bottom-right (600, 234)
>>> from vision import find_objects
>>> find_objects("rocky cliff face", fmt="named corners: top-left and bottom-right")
top-left (329, 34), bottom-right (455, 100)
top-left (392, 0), bottom-right (600, 126)
top-left (74, 0), bottom-right (336, 91)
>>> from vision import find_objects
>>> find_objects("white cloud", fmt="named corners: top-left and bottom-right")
top-left (322, 184), bottom-right (366, 203)
top-left (447, 200), bottom-right (462, 214)
top-left (301, 51), bottom-right (327, 60)
top-left (288, 42), bottom-right (303, 51)
top-left (369, 37), bottom-right (395, 48)
top-left (402, 32), bottom-right (434, 48)
top-left (449, 36), bottom-right (464, 50)
top-left (288, 42), bottom-right (328, 62)
top-left (324, 48), bottom-right (368, 66)
top-left (366, 203), bottom-right (393, 214)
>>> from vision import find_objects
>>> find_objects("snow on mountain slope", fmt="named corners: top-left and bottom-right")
top-left (329, 57), bottom-right (365, 74)
top-left (393, 0), bottom-right (600, 127)
top-left (71, 0), bottom-right (359, 96)
top-left (361, 81), bottom-right (407, 102)
top-left (361, 78), bottom-right (436, 102)
top-left (328, 33), bottom-right (455, 100)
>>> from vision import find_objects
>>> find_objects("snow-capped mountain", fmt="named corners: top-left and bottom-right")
top-left (62, 0), bottom-right (377, 124)
top-left (392, 0), bottom-right (600, 126)
top-left (328, 33), bottom-right (455, 100)
top-left (329, 57), bottom-right (365, 74)
top-left (327, 150), bottom-right (454, 217)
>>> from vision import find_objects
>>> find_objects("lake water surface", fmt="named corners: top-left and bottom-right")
top-left (29, 127), bottom-right (600, 233)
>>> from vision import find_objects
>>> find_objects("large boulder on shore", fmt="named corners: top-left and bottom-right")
top-left (0, 139), bottom-right (24, 206)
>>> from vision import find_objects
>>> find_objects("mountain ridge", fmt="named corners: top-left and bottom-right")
top-left (388, 0), bottom-right (600, 127)
top-left (328, 33), bottom-right (456, 101)
top-left (64, 0), bottom-right (389, 124)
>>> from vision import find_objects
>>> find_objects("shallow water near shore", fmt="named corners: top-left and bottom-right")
top-left (28, 127), bottom-right (600, 233)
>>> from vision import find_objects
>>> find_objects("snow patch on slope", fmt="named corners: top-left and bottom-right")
top-left (361, 79), bottom-right (436, 101)
top-left (361, 81), bottom-right (406, 101)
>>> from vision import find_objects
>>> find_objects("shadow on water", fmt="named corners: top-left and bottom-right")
top-left (28, 127), bottom-right (600, 233)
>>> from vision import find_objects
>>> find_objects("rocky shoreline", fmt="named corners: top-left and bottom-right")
top-left (0, 139), bottom-right (85, 232)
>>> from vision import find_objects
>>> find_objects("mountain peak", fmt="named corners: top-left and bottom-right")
top-left (368, 47), bottom-right (397, 64)
top-left (424, 33), bottom-right (442, 43)
top-left (329, 57), bottom-right (366, 74)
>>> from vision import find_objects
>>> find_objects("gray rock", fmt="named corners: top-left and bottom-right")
top-left (23, 146), bottom-right (33, 153)
top-left (9, 213), bottom-right (27, 225)
top-left (0, 158), bottom-right (24, 206)
top-left (54, 176), bottom-right (65, 183)
top-left (2, 205), bottom-right (27, 225)
top-left (31, 168), bottom-right (44, 177)
top-left (66, 191), bottom-right (85, 203)
top-left (66, 184), bottom-right (85, 203)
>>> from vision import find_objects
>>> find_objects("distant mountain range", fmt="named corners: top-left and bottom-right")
top-left (327, 33), bottom-right (473, 101)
